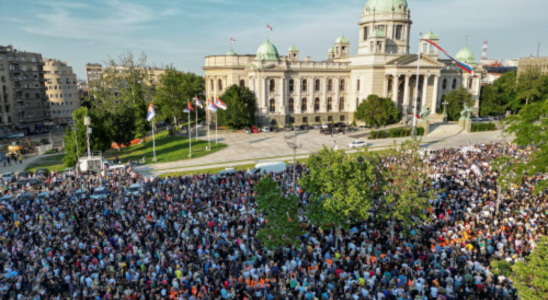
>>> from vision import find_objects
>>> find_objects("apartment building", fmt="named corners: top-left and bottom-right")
top-left (0, 44), bottom-right (51, 134)
top-left (43, 58), bottom-right (81, 125)
top-left (85, 63), bottom-right (165, 86)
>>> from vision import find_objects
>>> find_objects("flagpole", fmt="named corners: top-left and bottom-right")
top-left (152, 119), bottom-right (157, 162)
top-left (188, 104), bottom-right (192, 158)
top-left (207, 100), bottom-right (211, 151)
top-left (215, 111), bottom-right (218, 144)
top-left (195, 100), bottom-right (198, 141)
top-left (412, 32), bottom-right (422, 141)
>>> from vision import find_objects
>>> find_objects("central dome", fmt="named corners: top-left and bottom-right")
top-left (455, 46), bottom-right (476, 64)
top-left (255, 39), bottom-right (280, 61)
top-left (365, 0), bottom-right (409, 14)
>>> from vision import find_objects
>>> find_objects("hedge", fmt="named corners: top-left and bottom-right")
top-left (369, 127), bottom-right (424, 139)
top-left (472, 122), bottom-right (496, 132)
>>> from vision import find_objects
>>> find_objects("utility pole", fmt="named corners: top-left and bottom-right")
top-left (84, 116), bottom-right (91, 158)
top-left (285, 124), bottom-right (302, 193)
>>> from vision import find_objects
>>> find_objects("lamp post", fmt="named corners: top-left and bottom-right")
top-left (73, 127), bottom-right (80, 162)
top-left (84, 115), bottom-right (91, 158)
top-left (286, 124), bottom-right (302, 194)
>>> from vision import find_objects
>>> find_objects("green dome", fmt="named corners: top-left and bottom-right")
top-left (335, 35), bottom-right (350, 44)
top-left (288, 45), bottom-right (299, 52)
top-left (328, 47), bottom-right (335, 53)
top-left (226, 49), bottom-right (236, 55)
top-left (422, 30), bottom-right (439, 40)
top-left (255, 39), bottom-right (280, 61)
top-left (365, 0), bottom-right (409, 14)
top-left (455, 46), bottom-right (476, 64)
top-left (371, 28), bottom-right (385, 38)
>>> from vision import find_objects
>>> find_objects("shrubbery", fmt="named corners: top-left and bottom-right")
top-left (472, 122), bottom-right (497, 132)
top-left (369, 127), bottom-right (424, 139)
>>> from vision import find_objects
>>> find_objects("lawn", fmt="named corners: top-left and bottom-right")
top-left (26, 131), bottom-right (226, 172)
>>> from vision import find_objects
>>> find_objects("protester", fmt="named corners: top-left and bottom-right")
top-left (0, 142), bottom-right (544, 300)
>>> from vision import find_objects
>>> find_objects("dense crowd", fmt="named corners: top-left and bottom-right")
top-left (0, 142), bottom-right (546, 300)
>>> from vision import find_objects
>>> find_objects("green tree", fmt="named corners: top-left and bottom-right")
top-left (254, 177), bottom-right (304, 249)
top-left (108, 103), bottom-right (137, 151)
top-left (479, 85), bottom-right (507, 116)
top-left (300, 147), bottom-right (379, 244)
top-left (354, 94), bottom-right (400, 127)
top-left (444, 87), bottom-right (473, 121)
top-left (63, 107), bottom-right (112, 167)
top-left (517, 66), bottom-right (547, 106)
top-left (492, 71), bottom-right (518, 112)
top-left (217, 85), bottom-right (257, 129)
top-left (376, 141), bottom-right (434, 240)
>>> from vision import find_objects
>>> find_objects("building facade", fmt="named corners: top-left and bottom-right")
top-left (518, 57), bottom-right (548, 75)
top-left (203, 0), bottom-right (486, 127)
top-left (43, 58), bottom-right (81, 125)
top-left (0, 44), bottom-right (51, 134)
top-left (85, 63), bottom-right (165, 86)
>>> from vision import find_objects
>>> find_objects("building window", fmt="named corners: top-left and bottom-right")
top-left (468, 78), bottom-right (473, 89)
top-left (289, 79), bottom-right (295, 92)
top-left (315, 79), bottom-right (320, 91)
top-left (339, 79), bottom-right (345, 91)
top-left (356, 98), bottom-right (359, 108)
top-left (302, 79), bottom-right (307, 92)
top-left (328, 79), bottom-right (333, 91)
top-left (452, 79), bottom-right (457, 89)
top-left (301, 98), bottom-right (307, 112)
top-left (269, 99), bottom-right (275, 112)
top-left (270, 79), bottom-right (276, 92)
top-left (357, 79), bottom-right (360, 91)
top-left (395, 25), bottom-right (403, 40)
top-left (218, 79), bottom-right (223, 91)
top-left (240, 80), bottom-right (245, 88)
top-left (315, 116), bottom-right (320, 123)
top-left (328, 116), bottom-right (333, 122)
top-left (442, 78), bottom-right (447, 90)
top-left (339, 98), bottom-right (345, 111)
top-left (289, 98), bottom-right (294, 112)
top-left (303, 117), bottom-right (308, 123)
top-left (327, 97), bottom-right (332, 112)
top-left (314, 98), bottom-right (320, 111)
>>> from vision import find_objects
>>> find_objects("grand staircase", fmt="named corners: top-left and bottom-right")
top-left (427, 123), bottom-right (463, 137)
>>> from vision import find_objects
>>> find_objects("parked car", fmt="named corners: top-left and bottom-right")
top-left (74, 189), bottom-right (89, 199)
top-left (126, 183), bottom-right (140, 197)
top-left (90, 187), bottom-right (108, 200)
top-left (17, 171), bottom-right (33, 179)
top-left (261, 127), bottom-right (270, 132)
top-left (294, 126), bottom-right (302, 131)
top-left (251, 126), bottom-right (260, 133)
top-left (35, 168), bottom-right (50, 178)
top-left (313, 124), bottom-right (322, 130)
top-left (321, 124), bottom-right (329, 129)
top-left (348, 140), bottom-right (368, 149)
top-left (284, 126), bottom-right (294, 132)
top-left (2, 172), bottom-right (16, 183)
top-left (346, 127), bottom-right (357, 132)
top-left (300, 124), bottom-right (310, 130)
top-left (213, 167), bottom-right (239, 179)
top-left (320, 129), bottom-right (333, 135)
top-left (270, 127), bottom-right (281, 132)
top-left (243, 127), bottom-right (251, 134)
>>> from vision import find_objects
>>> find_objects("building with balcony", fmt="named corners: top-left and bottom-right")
top-left (44, 58), bottom-right (81, 125)
top-left (203, 0), bottom-right (486, 127)
top-left (0, 44), bottom-right (51, 134)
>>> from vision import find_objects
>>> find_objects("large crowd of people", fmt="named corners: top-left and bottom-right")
top-left (0, 142), bottom-right (545, 300)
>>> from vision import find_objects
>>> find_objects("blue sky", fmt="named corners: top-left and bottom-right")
top-left (1, 0), bottom-right (546, 79)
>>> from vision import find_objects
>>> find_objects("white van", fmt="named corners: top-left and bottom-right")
top-left (213, 168), bottom-right (238, 179)
top-left (107, 165), bottom-right (126, 175)
top-left (249, 162), bottom-right (287, 175)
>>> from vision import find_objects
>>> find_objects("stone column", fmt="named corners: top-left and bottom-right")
top-left (296, 77), bottom-right (301, 114)
top-left (403, 75), bottom-right (410, 113)
top-left (392, 75), bottom-right (399, 104)
top-left (421, 75), bottom-right (429, 110)
top-left (263, 77), bottom-right (268, 108)
top-left (280, 77), bottom-right (286, 115)
top-left (321, 78), bottom-right (327, 113)
top-left (384, 75), bottom-right (389, 98)
top-left (431, 75), bottom-right (439, 113)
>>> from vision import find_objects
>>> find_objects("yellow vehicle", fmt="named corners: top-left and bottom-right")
top-left (7, 139), bottom-right (31, 155)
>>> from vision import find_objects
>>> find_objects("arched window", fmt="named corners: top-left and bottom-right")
top-left (289, 98), bottom-right (294, 112)
top-left (302, 79), bottom-right (307, 92)
top-left (218, 79), bottom-right (223, 91)
top-left (269, 99), bottom-right (275, 112)
top-left (339, 98), bottom-right (345, 111)
top-left (271, 119), bottom-right (277, 126)
top-left (328, 79), bottom-right (333, 92)
top-left (240, 80), bottom-right (245, 88)
top-left (339, 79), bottom-right (345, 91)
top-left (327, 97), bottom-right (333, 112)
top-left (356, 98), bottom-right (359, 108)
top-left (301, 98), bottom-right (307, 112)
top-left (357, 79), bottom-right (360, 91)
top-left (442, 78), bottom-right (447, 90)
top-left (452, 79), bottom-right (457, 89)
top-left (315, 79), bottom-right (320, 91)
top-left (210, 80), bottom-right (214, 91)
top-left (269, 79), bottom-right (276, 92)
top-left (289, 79), bottom-right (295, 92)
top-left (314, 98), bottom-right (320, 111)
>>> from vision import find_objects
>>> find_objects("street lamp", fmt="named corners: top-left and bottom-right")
top-left (84, 116), bottom-right (91, 158)
top-left (285, 123), bottom-right (302, 194)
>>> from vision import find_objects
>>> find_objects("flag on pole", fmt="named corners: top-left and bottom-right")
top-left (267, 25), bottom-right (273, 31)
top-left (146, 103), bottom-right (156, 121)
top-left (422, 39), bottom-right (475, 76)
top-left (231, 38), bottom-right (236, 42)
top-left (214, 97), bottom-right (227, 110)
top-left (195, 96), bottom-right (203, 109)
top-left (208, 100), bottom-right (219, 112)
top-left (187, 101), bottom-right (194, 111)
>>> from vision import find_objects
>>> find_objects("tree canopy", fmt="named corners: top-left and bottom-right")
top-left (479, 85), bottom-right (507, 117)
top-left (354, 95), bottom-right (400, 126)
top-left (217, 85), bottom-right (257, 129)
top-left (444, 87), bottom-right (473, 121)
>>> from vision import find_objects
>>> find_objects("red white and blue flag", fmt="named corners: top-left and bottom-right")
top-left (195, 95), bottom-right (203, 108)
top-left (215, 97), bottom-right (227, 110)
top-left (422, 39), bottom-right (475, 76)
top-left (146, 103), bottom-right (156, 121)
top-left (208, 99), bottom-right (219, 112)
top-left (267, 25), bottom-right (273, 31)
top-left (183, 101), bottom-right (194, 113)
top-left (231, 38), bottom-right (236, 42)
